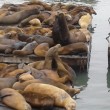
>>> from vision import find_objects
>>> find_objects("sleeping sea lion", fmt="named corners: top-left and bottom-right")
top-left (21, 83), bottom-right (76, 110)
top-left (0, 64), bottom-right (18, 78)
top-left (3, 69), bottom-right (26, 78)
top-left (0, 88), bottom-right (31, 110)
top-left (0, 76), bottom-right (17, 90)
top-left (34, 43), bottom-right (49, 57)
top-left (0, 7), bottom-right (39, 25)
top-left (13, 41), bottom-right (38, 56)
top-left (58, 42), bottom-right (88, 55)
top-left (13, 78), bottom-right (80, 97)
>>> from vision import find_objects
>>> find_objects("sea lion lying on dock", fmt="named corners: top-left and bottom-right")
top-left (58, 42), bottom-right (88, 55)
top-left (0, 88), bottom-right (31, 110)
top-left (0, 64), bottom-right (18, 78)
top-left (13, 78), bottom-right (80, 97)
top-left (13, 41), bottom-right (38, 56)
top-left (0, 76), bottom-right (17, 90)
top-left (0, 7), bottom-right (39, 25)
top-left (21, 83), bottom-right (76, 109)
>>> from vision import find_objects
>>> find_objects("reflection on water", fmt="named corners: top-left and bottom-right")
top-left (107, 69), bottom-right (110, 89)
top-left (75, 72), bottom-right (89, 89)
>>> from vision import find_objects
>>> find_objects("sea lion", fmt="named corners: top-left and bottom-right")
top-left (21, 83), bottom-right (76, 110)
top-left (69, 5), bottom-right (96, 16)
top-left (79, 13), bottom-right (92, 29)
top-left (58, 42), bottom-right (88, 55)
top-left (0, 88), bottom-right (32, 110)
top-left (3, 69), bottom-right (26, 78)
top-left (79, 28), bottom-right (92, 42)
top-left (0, 64), bottom-right (18, 78)
top-left (0, 7), bottom-right (39, 25)
top-left (52, 13), bottom-right (87, 46)
top-left (0, 44), bottom-right (12, 53)
top-left (18, 15), bottom-right (38, 27)
top-left (34, 43), bottom-right (49, 57)
top-left (13, 78), bottom-right (80, 97)
top-left (0, 76), bottom-right (17, 90)
top-left (13, 41), bottom-right (38, 56)
top-left (19, 73), bottom-right (35, 82)
top-left (0, 63), bottom-right (8, 71)
top-left (27, 34), bottom-right (54, 46)
top-left (28, 44), bottom-right (75, 86)
top-left (29, 18), bottom-right (41, 27)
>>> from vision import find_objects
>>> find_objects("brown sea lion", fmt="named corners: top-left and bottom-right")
top-left (19, 73), bottom-right (35, 82)
top-left (3, 69), bottom-right (26, 78)
top-left (28, 44), bottom-right (75, 86)
top-left (28, 0), bottom-right (51, 11)
top-left (0, 44), bottom-right (12, 53)
top-left (27, 34), bottom-right (54, 46)
top-left (69, 5), bottom-right (96, 16)
top-left (0, 64), bottom-right (18, 78)
top-left (13, 78), bottom-right (80, 97)
top-left (52, 13), bottom-right (87, 46)
top-left (0, 76), bottom-right (17, 90)
top-left (13, 41), bottom-right (38, 56)
top-left (21, 83), bottom-right (76, 109)
top-left (0, 63), bottom-right (8, 71)
top-left (79, 28), bottom-right (92, 42)
top-left (0, 37), bottom-right (17, 45)
top-left (34, 43), bottom-right (49, 57)
top-left (0, 7), bottom-right (39, 25)
top-left (18, 15), bottom-right (38, 27)
top-left (58, 42), bottom-right (88, 55)
top-left (0, 88), bottom-right (32, 110)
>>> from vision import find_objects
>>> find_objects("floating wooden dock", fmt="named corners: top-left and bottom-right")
top-left (0, 41), bottom-right (91, 72)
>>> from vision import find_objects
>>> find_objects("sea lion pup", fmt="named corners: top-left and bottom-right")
top-left (0, 64), bottom-right (18, 78)
top-left (13, 41), bottom-right (38, 56)
top-left (34, 43), bottom-right (49, 57)
top-left (21, 83), bottom-right (76, 110)
top-left (0, 7), bottom-right (40, 25)
top-left (13, 78), bottom-right (80, 97)
top-left (0, 88), bottom-right (32, 110)
top-left (78, 13), bottom-right (92, 29)
top-left (0, 76), bottom-right (18, 90)
top-left (58, 42), bottom-right (88, 55)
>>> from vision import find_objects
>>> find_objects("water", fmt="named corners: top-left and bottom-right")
top-left (75, 0), bottom-right (110, 110)
top-left (0, 0), bottom-right (110, 110)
